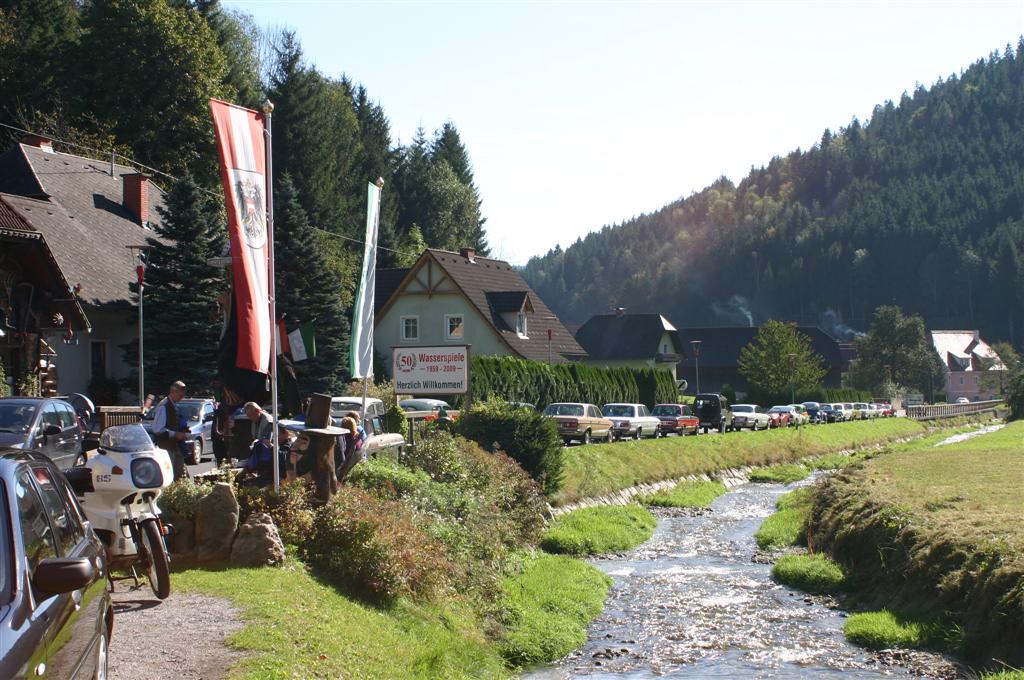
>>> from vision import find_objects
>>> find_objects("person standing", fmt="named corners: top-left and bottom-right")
top-left (151, 380), bottom-right (190, 481)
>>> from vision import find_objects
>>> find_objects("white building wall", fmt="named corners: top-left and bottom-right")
top-left (54, 307), bottom-right (136, 400)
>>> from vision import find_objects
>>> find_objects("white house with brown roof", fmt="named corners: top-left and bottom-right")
top-left (0, 136), bottom-right (166, 399)
top-left (930, 330), bottom-right (1005, 402)
top-left (374, 248), bottom-right (585, 377)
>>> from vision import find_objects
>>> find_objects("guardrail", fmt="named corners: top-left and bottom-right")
top-left (402, 410), bottom-right (461, 453)
top-left (905, 400), bottom-right (1005, 421)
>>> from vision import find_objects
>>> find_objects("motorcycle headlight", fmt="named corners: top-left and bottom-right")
top-left (131, 457), bottom-right (164, 488)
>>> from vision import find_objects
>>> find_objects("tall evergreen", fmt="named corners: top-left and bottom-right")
top-left (431, 123), bottom-right (488, 254)
top-left (273, 173), bottom-right (350, 396)
top-left (132, 177), bottom-right (227, 395)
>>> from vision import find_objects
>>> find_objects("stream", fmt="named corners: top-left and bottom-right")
top-left (526, 474), bottom-right (958, 679)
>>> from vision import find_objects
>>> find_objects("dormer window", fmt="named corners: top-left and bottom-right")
top-left (516, 311), bottom-right (529, 338)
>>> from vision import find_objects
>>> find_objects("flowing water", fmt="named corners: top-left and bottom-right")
top-left (527, 478), bottom-right (933, 679)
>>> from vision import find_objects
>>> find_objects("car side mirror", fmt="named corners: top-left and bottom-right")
top-left (82, 439), bottom-right (99, 452)
top-left (43, 424), bottom-right (61, 437)
top-left (33, 557), bottom-right (95, 599)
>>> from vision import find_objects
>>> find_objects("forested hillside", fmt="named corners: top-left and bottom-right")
top-left (522, 43), bottom-right (1024, 344)
top-left (0, 0), bottom-right (486, 265)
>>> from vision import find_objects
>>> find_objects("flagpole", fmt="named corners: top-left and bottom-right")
top-left (263, 99), bottom-right (280, 491)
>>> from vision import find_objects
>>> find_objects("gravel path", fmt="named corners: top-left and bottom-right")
top-left (110, 585), bottom-right (246, 680)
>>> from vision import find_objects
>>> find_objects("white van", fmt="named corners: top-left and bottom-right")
top-left (330, 397), bottom-right (405, 458)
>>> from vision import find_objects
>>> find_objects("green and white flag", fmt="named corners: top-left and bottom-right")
top-left (287, 323), bottom-right (316, 363)
top-left (350, 181), bottom-right (382, 378)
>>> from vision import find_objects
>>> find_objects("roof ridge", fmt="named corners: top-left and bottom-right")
top-left (19, 143), bottom-right (167, 195)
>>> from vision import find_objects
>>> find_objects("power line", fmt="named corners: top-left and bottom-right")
top-left (2, 120), bottom-right (414, 257)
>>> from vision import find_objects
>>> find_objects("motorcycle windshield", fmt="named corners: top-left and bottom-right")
top-left (100, 424), bottom-right (155, 452)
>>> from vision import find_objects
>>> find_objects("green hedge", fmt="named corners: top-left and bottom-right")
top-left (747, 384), bottom-right (874, 406)
top-left (468, 356), bottom-right (677, 410)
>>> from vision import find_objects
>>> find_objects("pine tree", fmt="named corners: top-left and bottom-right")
top-left (133, 177), bottom-right (227, 395)
top-left (273, 174), bottom-right (350, 396)
top-left (431, 122), bottom-right (489, 254)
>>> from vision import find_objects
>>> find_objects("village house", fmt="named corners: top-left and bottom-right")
top-left (0, 135), bottom-right (166, 401)
top-left (574, 311), bottom-right (683, 379)
top-left (375, 248), bottom-right (586, 376)
top-left (929, 330), bottom-right (1005, 402)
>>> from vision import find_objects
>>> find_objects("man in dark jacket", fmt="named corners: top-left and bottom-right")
top-left (151, 380), bottom-right (189, 480)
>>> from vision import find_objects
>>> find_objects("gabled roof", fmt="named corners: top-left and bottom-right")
top-left (673, 326), bottom-right (843, 369)
top-left (375, 267), bottom-right (410, 314)
top-left (575, 313), bottom-right (681, 360)
top-left (377, 249), bottom-right (586, 362)
top-left (0, 143), bottom-right (167, 308)
top-left (0, 195), bottom-right (89, 330)
top-left (930, 330), bottom-right (1003, 371)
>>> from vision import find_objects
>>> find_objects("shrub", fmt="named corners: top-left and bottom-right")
top-left (158, 477), bottom-right (213, 519)
top-left (755, 488), bottom-right (814, 550)
top-left (1007, 372), bottom-right (1024, 420)
top-left (455, 401), bottom-right (564, 495)
top-left (236, 480), bottom-right (316, 547)
top-left (540, 504), bottom-right (656, 556)
top-left (772, 553), bottom-right (846, 593)
top-left (303, 486), bottom-right (452, 602)
top-left (402, 429), bottom-right (469, 484)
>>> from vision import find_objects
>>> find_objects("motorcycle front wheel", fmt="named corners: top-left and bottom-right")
top-left (140, 518), bottom-right (171, 599)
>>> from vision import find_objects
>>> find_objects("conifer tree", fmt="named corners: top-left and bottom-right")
top-left (273, 173), bottom-right (350, 395)
top-left (132, 177), bottom-right (227, 395)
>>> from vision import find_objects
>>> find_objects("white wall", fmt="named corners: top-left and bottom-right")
top-left (54, 306), bottom-right (136, 400)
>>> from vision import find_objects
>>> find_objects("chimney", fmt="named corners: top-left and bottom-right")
top-left (122, 173), bottom-right (149, 226)
top-left (459, 247), bottom-right (476, 262)
top-left (22, 134), bottom-right (54, 153)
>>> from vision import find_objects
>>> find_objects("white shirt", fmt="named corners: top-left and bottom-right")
top-left (150, 397), bottom-right (178, 438)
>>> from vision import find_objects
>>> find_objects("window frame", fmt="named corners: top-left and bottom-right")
top-left (400, 315), bottom-right (419, 343)
top-left (516, 311), bottom-right (529, 338)
top-left (444, 314), bottom-right (465, 341)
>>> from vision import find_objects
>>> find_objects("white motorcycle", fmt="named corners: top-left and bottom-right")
top-left (66, 423), bottom-right (175, 599)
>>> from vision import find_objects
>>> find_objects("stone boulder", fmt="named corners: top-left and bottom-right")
top-left (195, 482), bottom-right (239, 562)
top-left (165, 509), bottom-right (195, 555)
top-left (230, 513), bottom-right (286, 568)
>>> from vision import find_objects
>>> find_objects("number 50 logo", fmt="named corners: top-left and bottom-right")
top-left (395, 350), bottom-right (418, 373)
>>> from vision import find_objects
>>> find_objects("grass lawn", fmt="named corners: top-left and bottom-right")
top-left (748, 464), bottom-right (810, 483)
top-left (176, 559), bottom-right (508, 679)
top-left (553, 419), bottom-right (925, 505)
top-left (844, 610), bottom-right (960, 651)
top-left (852, 422), bottom-right (1024, 562)
top-left (771, 553), bottom-right (845, 593)
top-left (754, 487), bottom-right (813, 550)
top-left (498, 552), bottom-right (612, 666)
top-left (638, 480), bottom-right (727, 508)
top-left (540, 504), bottom-right (657, 556)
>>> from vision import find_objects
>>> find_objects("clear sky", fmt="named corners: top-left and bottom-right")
top-left (226, 0), bottom-right (1024, 265)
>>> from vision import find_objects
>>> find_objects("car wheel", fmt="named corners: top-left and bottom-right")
top-left (582, 429), bottom-right (591, 445)
top-left (563, 438), bottom-right (573, 446)
top-left (190, 438), bottom-right (203, 465)
top-left (606, 430), bottom-right (614, 444)
top-left (93, 618), bottom-right (109, 680)
top-left (633, 428), bottom-right (642, 440)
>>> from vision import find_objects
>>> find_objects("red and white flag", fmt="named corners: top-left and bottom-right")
top-left (210, 99), bottom-right (271, 374)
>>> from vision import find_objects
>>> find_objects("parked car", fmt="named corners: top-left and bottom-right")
top-left (843, 402), bottom-right (856, 419)
top-left (601, 403), bottom-right (662, 440)
top-left (0, 397), bottom-right (84, 469)
top-left (693, 393), bottom-right (734, 433)
top-left (142, 397), bottom-right (215, 465)
top-left (330, 397), bottom-right (406, 458)
top-left (767, 405), bottom-right (795, 428)
top-left (0, 449), bottom-right (112, 679)
top-left (955, 396), bottom-right (970, 404)
top-left (651, 403), bottom-right (700, 436)
top-left (818, 403), bottom-right (841, 423)
top-left (879, 402), bottom-right (896, 417)
top-left (852, 402), bottom-right (871, 419)
top-left (730, 404), bottom-right (770, 431)
top-left (399, 398), bottom-right (455, 421)
top-left (831, 403), bottom-right (852, 421)
top-left (544, 403), bottom-right (614, 444)
top-left (801, 401), bottom-right (824, 423)
top-left (787, 404), bottom-right (810, 426)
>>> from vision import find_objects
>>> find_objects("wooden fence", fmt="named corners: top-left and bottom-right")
top-left (905, 399), bottom-right (1005, 421)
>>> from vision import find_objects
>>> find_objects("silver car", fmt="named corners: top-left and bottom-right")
top-left (731, 404), bottom-right (770, 431)
top-left (331, 397), bottom-right (405, 458)
top-left (601, 403), bottom-right (662, 440)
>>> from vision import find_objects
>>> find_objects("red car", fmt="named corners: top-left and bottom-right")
top-left (652, 403), bottom-right (699, 436)
top-left (766, 405), bottom-right (794, 428)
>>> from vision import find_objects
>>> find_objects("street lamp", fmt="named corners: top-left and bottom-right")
top-left (690, 340), bottom-right (702, 394)
top-left (126, 245), bottom-right (151, 406)
top-left (786, 352), bottom-right (797, 404)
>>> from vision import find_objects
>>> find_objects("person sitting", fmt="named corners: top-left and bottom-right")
top-left (239, 424), bottom-right (289, 487)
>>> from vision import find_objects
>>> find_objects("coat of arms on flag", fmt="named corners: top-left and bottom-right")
top-left (235, 172), bottom-right (266, 249)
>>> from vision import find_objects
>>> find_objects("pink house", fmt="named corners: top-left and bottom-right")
top-left (929, 330), bottom-right (1005, 402)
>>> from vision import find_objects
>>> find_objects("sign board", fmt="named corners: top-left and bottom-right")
top-left (905, 393), bottom-right (925, 406)
top-left (392, 345), bottom-right (470, 395)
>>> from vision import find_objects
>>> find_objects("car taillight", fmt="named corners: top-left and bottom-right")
top-left (564, 419), bottom-right (578, 429)
top-left (676, 419), bottom-right (687, 426)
